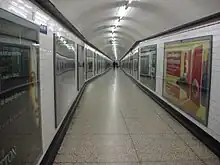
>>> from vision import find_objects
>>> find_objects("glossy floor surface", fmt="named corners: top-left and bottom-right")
top-left (54, 69), bottom-right (220, 165)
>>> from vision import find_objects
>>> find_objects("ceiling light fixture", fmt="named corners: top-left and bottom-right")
top-left (112, 44), bottom-right (117, 60)
top-left (115, 19), bottom-right (120, 27)
top-left (111, 0), bottom-right (133, 60)
top-left (111, 32), bottom-right (116, 37)
top-left (9, 6), bottom-right (27, 18)
top-left (118, 5), bottom-right (130, 20)
top-left (128, 0), bottom-right (133, 4)
top-left (112, 27), bottom-right (115, 33)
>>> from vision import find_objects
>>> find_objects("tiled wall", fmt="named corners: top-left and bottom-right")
top-left (0, 0), bottom-right (83, 163)
top-left (0, 1), bottom-right (110, 164)
top-left (139, 21), bottom-right (220, 143)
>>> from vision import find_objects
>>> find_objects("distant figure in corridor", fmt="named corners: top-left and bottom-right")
top-left (113, 61), bottom-right (119, 69)
top-left (113, 61), bottom-right (116, 69)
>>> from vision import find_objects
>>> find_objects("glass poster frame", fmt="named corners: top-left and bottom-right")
top-left (163, 36), bottom-right (212, 126)
top-left (0, 9), bottom-right (42, 165)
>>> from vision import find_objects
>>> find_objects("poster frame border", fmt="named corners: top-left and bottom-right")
top-left (53, 33), bottom-right (58, 128)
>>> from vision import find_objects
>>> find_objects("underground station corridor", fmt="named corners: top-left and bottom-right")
top-left (0, 0), bottom-right (220, 165)
top-left (53, 70), bottom-right (219, 165)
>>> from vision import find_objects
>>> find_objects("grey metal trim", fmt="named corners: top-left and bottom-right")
top-left (0, 8), bottom-right (39, 32)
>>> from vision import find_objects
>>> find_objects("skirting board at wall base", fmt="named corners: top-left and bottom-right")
top-left (40, 68), bottom-right (111, 165)
top-left (121, 69), bottom-right (220, 158)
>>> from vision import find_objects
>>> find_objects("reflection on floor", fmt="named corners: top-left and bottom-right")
top-left (54, 69), bottom-right (219, 165)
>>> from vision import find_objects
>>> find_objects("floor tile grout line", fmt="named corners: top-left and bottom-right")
top-left (155, 112), bottom-right (208, 165)
top-left (119, 109), bottom-right (142, 165)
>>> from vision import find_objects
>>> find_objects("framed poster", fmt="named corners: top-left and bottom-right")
top-left (163, 36), bottom-right (212, 126)
top-left (0, 9), bottom-right (42, 165)
top-left (133, 50), bottom-right (139, 80)
top-left (86, 50), bottom-right (93, 79)
top-left (77, 44), bottom-right (85, 90)
top-left (140, 45), bottom-right (157, 91)
top-left (53, 34), bottom-right (76, 127)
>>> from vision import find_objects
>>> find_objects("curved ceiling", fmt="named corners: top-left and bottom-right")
top-left (50, 0), bottom-right (220, 60)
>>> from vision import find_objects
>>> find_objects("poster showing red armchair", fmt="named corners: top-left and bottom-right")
top-left (163, 36), bottom-right (212, 126)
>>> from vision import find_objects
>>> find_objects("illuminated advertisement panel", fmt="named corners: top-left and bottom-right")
top-left (163, 36), bottom-right (212, 125)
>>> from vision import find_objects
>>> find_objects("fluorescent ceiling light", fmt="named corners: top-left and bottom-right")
top-left (128, 0), bottom-right (133, 4)
top-left (112, 40), bottom-right (117, 44)
top-left (11, 1), bottom-right (18, 6)
top-left (118, 5), bottom-right (130, 19)
top-left (36, 11), bottom-right (49, 21)
top-left (115, 19), bottom-right (120, 27)
top-left (24, 4), bottom-right (32, 9)
top-left (112, 43), bottom-right (117, 60)
top-left (111, 33), bottom-right (116, 37)
top-left (17, 0), bottom-right (24, 4)
top-left (18, 6), bottom-right (28, 12)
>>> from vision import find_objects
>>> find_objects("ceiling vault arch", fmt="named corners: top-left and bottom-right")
top-left (50, 0), bottom-right (220, 59)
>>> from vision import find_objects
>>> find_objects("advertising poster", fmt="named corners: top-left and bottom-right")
top-left (86, 50), bottom-right (93, 79)
top-left (0, 10), bottom-right (42, 165)
top-left (130, 56), bottom-right (133, 75)
top-left (54, 35), bottom-right (76, 127)
top-left (133, 51), bottom-right (139, 80)
top-left (163, 36), bottom-right (212, 125)
top-left (77, 44), bottom-right (85, 90)
top-left (0, 42), bottom-right (42, 164)
top-left (140, 45), bottom-right (157, 91)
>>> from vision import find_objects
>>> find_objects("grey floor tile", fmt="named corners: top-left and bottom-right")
top-left (74, 109), bottom-right (123, 120)
top-left (54, 154), bottom-right (76, 163)
top-left (204, 159), bottom-right (220, 165)
top-left (178, 133), bottom-right (202, 146)
top-left (121, 107), bottom-right (159, 119)
top-left (125, 118), bottom-right (175, 134)
top-left (67, 118), bottom-right (128, 135)
top-left (190, 143), bottom-right (218, 160)
top-left (147, 104), bottom-right (188, 135)
top-left (69, 163), bottom-right (139, 165)
top-left (54, 70), bottom-right (218, 165)
top-left (140, 160), bottom-right (205, 165)
top-left (131, 134), bottom-right (199, 162)
top-left (56, 135), bottom-right (138, 163)
top-left (160, 117), bottom-right (189, 134)
top-left (178, 133), bottom-right (218, 160)
top-left (53, 163), bottom-right (74, 165)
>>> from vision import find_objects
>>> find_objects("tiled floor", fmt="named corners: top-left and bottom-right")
top-left (54, 69), bottom-right (220, 165)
